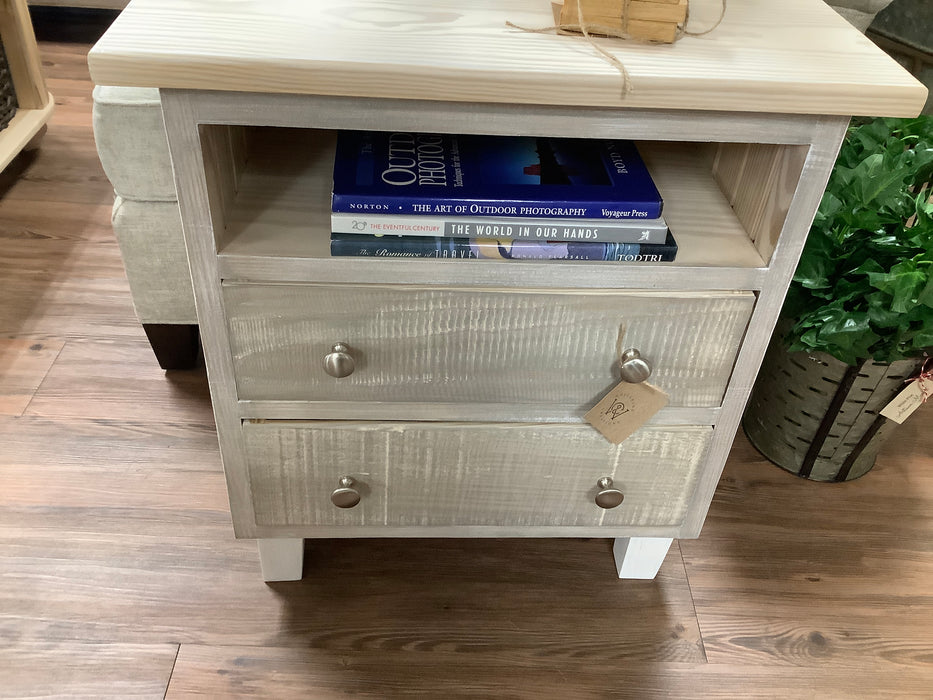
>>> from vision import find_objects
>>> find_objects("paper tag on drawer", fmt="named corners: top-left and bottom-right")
top-left (584, 381), bottom-right (669, 444)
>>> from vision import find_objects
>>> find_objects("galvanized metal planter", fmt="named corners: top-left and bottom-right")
top-left (742, 332), bottom-right (925, 482)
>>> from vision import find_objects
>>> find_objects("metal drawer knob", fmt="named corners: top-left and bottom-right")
top-left (331, 476), bottom-right (361, 508)
top-left (323, 343), bottom-right (355, 378)
top-left (619, 348), bottom-right (652, 383)
top-left (595, 477), bottom-right (624, 509)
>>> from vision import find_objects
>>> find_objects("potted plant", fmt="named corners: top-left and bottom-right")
top-left (743, 115), bottom-right (933, 481)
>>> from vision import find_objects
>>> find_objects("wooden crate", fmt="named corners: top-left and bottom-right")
top-left (559, 0), bottom-right (688, 43)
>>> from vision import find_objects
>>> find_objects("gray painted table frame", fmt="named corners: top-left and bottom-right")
top-left (160, 88), bottom-right (848, 580)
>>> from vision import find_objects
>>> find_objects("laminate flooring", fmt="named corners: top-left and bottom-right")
top-left (1, 9), bottom-right (931, 699)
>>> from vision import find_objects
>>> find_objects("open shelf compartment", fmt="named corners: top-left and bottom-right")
top-left (201, 126), bottom-right (807, 281)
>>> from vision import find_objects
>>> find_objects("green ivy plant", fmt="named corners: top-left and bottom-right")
top-left (782, 115), bottom-right (933, 366)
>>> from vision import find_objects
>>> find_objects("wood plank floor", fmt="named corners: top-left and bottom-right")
top-left (1, 9), bottom-right (931, 699)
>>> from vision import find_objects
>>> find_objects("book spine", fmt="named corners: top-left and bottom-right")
top-left (330, 234), bottom-right (677, 262)
top-left (331, 213), bottom-right (669, 244)
top-left (330, 196), bottom-right (662, 221)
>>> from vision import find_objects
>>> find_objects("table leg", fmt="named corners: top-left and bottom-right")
top-left (257, 538), bottom-right (304, 581)
top-left (613, 537), bottom-right (674, 579)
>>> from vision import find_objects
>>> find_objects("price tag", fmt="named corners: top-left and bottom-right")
top-left (585, 380), bottom-right (669, 444)
top-left (880, 380), bottom-right (926, 424)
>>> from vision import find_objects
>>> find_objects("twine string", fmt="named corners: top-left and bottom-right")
top-left (572, 0), bottom-right (632, 93)
top-left (682, 0), bottom-right (728, 37)
top-left (505, 0), bottom-right (727, 96)
top-left (906, 357), bottom-right (933, 403)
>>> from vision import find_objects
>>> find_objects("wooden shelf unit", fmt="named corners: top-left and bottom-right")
top-left (0, 0), bottom-right (52, 172)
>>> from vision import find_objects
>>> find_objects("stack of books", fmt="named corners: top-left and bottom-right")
top-left (329, 131), bottom-right (676, 262)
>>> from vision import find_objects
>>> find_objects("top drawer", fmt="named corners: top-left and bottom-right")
top-left (224, 284), bottom-right (754, 409)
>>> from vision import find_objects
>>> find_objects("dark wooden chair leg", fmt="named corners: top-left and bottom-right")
top-left (142, 323), bottom-right (201, 370)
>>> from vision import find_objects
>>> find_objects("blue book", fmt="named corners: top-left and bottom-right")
top-left (330, 232), bottom-right (678, 262)
top-left (331, 131), bottom-right (663, 220)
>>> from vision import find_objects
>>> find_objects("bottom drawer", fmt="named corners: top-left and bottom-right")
top-left (243, 421), bottom-right (711, 531)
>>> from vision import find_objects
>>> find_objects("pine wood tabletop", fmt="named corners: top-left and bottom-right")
top-left (87, 0), bottom-right (928, 117)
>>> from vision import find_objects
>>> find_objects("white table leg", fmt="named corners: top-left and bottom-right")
top-left (257, 538), bottom-right (304, 581)
top-left (613, 537), bottom-right (674, 579)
